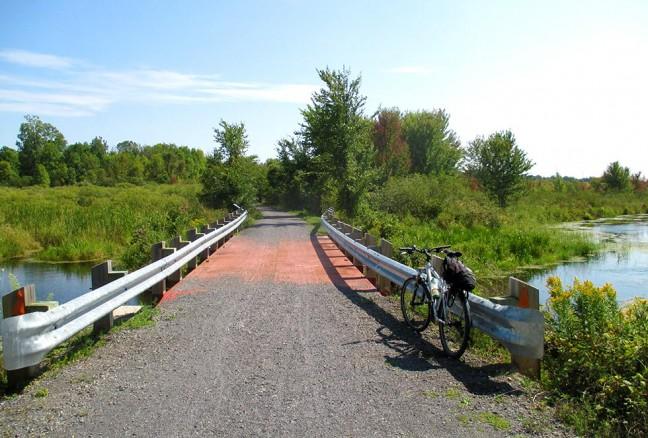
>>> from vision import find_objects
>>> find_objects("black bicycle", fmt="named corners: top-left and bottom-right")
top-left (399, 245), bottom-right (474, 358)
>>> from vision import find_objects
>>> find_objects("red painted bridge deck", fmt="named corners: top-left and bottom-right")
top-left (162, 235), bottom-right (377, 302)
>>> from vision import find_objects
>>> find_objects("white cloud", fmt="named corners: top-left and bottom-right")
top-left (0, 49), bottom-right (74, 69)
top-left (0, 50), bottom-right (318, 117)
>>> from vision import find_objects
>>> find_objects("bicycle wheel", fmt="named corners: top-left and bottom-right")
top-left (400, 276), bottom-right (432, 332)
top-left (439, 290), bottom-right (471, 358)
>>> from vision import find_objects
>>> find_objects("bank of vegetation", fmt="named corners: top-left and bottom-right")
top-left (0, 184), bottom-right (225, 269)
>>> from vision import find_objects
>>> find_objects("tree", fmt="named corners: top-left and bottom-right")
top-left (372, 108), bottom-right (410, 180)
top-left (116, 140), bottom-right (141, 154)
top-left (0, 146), bottom-right (20, 186)
top-left (89, 136), bottom-right (108, 160)
top-left (464, 130), bottom-right (534, 207)
top-left (213, 120), bottom-right (249, 164)
top-left (299, 67), bottom-right (375, 215)
top-left (34, 163), bottom-right (50, 186)
top-left (201, 120), bottom-right (261, 208)
top-left (65, 142), bottom-right (102, 184)
top-left (16, 115), bottom-right (67, 185)
top-left (0, 161), bottom-right (18, 186)
top-left (402, 110), bottom-right (462, 175)
top-left (602, 161), bottom-right (630, 191)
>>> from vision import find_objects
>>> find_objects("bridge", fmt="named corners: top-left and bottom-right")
top-left (0, 209), bottom-right (558, 436)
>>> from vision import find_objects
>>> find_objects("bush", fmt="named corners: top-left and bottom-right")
top-left (543, 277), bottom-right (648, 436)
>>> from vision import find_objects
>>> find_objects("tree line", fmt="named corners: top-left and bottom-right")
top-left (0, 115), bottom-right (207, 187)
top-left (2, 68), bottom-right (644, 214)
top-left (262, 67), bottom-right (645, 214)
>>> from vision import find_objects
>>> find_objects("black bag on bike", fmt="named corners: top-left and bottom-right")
top-left (442, 257), bottom-right (476, 291)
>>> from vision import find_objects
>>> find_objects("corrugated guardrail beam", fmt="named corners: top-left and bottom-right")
top-left (1, 209), bottom-right (247, 381)
top-left (320, 212), bottom-right (544, 372)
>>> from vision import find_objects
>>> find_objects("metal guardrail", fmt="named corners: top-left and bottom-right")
top-left (1, 209), bottom-right (247, 372)
top-left (321, 212), bottom-right (544, 362)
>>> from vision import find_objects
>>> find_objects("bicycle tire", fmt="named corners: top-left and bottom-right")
top-left (439, 290), bottom-right (471, 358)
top-left (400, 276), bottom-right (432, 332)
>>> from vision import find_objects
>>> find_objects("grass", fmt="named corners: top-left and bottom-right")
top-left (477, 412), bottom-right (511, 431)
top-left (33, 387), bottom-right (48, 398)
top-left (0, 184), bottom-right (226, 268)
top-left (339, 175), bottom-right (648, 295)
top-left (114, 305), bottom-right (158, 331)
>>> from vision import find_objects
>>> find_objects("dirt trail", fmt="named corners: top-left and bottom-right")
top-left (0, 208), bottom-right (569, 437)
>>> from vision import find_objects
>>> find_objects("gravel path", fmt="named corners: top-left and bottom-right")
top-left (0, 209), bottom-right (571, 437)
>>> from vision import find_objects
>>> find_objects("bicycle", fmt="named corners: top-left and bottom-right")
top-left (399, 245), bottom-right (472, 358)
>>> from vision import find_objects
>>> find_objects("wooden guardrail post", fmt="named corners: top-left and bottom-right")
top-left (350, 227), bottom-right (364, 269)
top-left (144, 241), bottom-right (176, 303)
top-left (185, 228), bottom-right (204, 271)
top-left (507, 277), bottom-right (541, 379)
top-left (200, 224), bottom-right (216, 260)
top-left (168, 235), bottom-right (190, 284)
top-left (363, 233), bottom-right (378, 286)
top-left (91, 261), bottom-right (127, 334)
top-left (379, 239), bottom-right (394, 295)
top-left (202, 223), bottom-right (219, 254)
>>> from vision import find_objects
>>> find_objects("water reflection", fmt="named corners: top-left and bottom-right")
top-left (0, 261), bottom-right (92, 305)
top-left (527, 215), bottom-right (648, 304)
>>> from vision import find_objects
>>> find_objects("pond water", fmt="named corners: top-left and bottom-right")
top-left (526, 215), bottom-right (648, 305)
top-left (0, 261), bottom-right (93, 307)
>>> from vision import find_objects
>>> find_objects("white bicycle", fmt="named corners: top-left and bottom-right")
top-left (399, 245), bottom-right (473, 358)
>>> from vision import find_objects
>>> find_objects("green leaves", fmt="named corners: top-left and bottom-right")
top-left (464, 130), bottom-right (533, 207)
top-left (602, 161), bottom-right (631, 191)
top-left (544, 279), bottom-right (648, 435)
top-left (201, 120), bottom-right (263, 209)
top-left (402, 109), bottom-right (462, 175)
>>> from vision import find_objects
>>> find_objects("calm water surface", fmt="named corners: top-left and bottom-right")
top-left (527, 215), bottom-right (648, 304)
top-left (0, 261), bottom-right (92, 308)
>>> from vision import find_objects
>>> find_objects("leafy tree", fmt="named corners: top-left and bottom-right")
top-left (16, 115), bottom-right (67, 185)
top-left (402, 110), bottom-right (462, 175)
top-left (464, 130), bottom-right (534, 207)
top-left (89, 136), bottom-right (108, 161)
top-left (213, 120), bottom-right (249, 164)
top-left (299, 67), bottom-right (375, 215)
top-left (0, 146), bottom-right (19, 170)
top-left (0, 160), bottom-right (18, 186)
top-left (0, 146), bottom-right (20, 186)
top-left (602, 161), bottom-right (631, 191)
top-left (201, 120), bottom-right (261, 208)
top-left (372, 108), bottom-right (410, 180)
top-left (34, 163), bottom-right (50, 186)
top-left (115, 140), bottom-right (141, 154)
top-left (271, 136), bottom-right (319, 210)
top-left (65, 142), bottom-right (102, 184)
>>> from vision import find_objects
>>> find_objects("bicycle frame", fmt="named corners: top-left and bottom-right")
top-left (410, 259), bottom-right (450, 324)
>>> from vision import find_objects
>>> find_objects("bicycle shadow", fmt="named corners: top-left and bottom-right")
top-left (310, 230), bottom-right (520, 396)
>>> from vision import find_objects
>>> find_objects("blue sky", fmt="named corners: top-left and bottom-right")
top-left (1, 0), bottom-right (647, 177)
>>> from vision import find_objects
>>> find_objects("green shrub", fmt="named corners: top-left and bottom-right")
top-left (543, 277), bottom-right (648, 436)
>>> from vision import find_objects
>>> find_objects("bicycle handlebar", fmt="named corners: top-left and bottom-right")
top-left (399, 245), bottom-right (452, 256)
